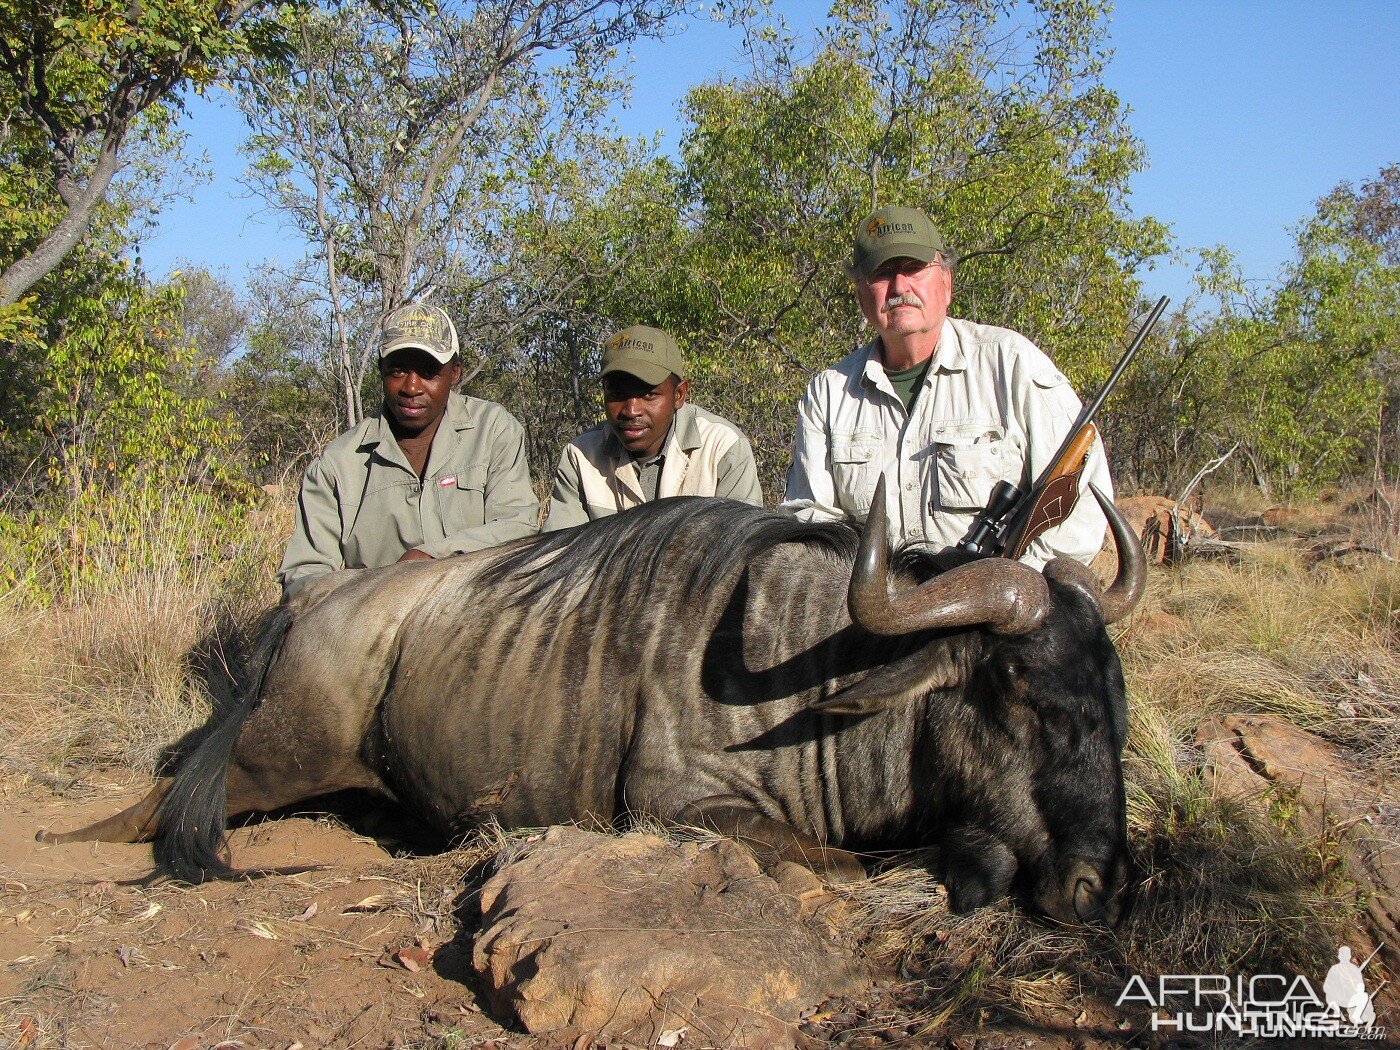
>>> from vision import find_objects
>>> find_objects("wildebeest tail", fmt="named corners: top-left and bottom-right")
top-left (154, 603), bottom-right (295, 883)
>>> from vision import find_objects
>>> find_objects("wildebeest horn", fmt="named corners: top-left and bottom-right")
top-left (1042, 484), bottom-right (1146, 625)
top-left (849, 476), bottom-right (1051, 636)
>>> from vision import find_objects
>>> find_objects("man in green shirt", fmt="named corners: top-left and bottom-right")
top-left (277, 303), bottom-right (538, 600)
top-left (544, 324), bottom-right (762, 530)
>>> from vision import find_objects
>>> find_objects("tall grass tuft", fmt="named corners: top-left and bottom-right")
top-left (0, 478), bottom-right (288, 780)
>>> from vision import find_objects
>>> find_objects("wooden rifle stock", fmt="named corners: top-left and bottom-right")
top-left (1001, 423), bottom-right (1098, 559)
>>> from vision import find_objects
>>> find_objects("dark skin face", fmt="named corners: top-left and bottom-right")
top-left (379, 348), bottom-right (462, 562)
top-left (380, 348), bottom-right (462, 437)
top-left (603, 372), bottom-right (688, 460)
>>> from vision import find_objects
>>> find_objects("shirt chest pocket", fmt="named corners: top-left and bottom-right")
top-left (830, 432), bottom-right (881, 516)
top-left (435, 463), bottom-right (488, 531)
top-left (932, 422), bottom-right (1011, 511)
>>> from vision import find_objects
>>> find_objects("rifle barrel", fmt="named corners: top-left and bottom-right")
top-left (1039, 295), bottom-right (1170, 480)
top-left (1081, 295), bottom-right (1170, 424)
top-left (1359, 943), bottom-right (1383, 970)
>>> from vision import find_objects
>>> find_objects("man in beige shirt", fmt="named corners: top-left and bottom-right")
top-left (277, 303), bottom-right (538, 600)
top-left (544, 324), bottom-right (762, 530)
top-left (782, 206), bottom-right (1111, 568)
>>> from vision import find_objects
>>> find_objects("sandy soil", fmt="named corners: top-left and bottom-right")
top-left (6, 772), bottom-right (1388, 1050)
top-left (0, 774), bottom-right (516, 1049)
top-left (0, 778), bottom-right (1124, 1050)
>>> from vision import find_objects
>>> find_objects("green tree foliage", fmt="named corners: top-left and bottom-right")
top-left (1110, 166), bottom-right (1399, 497)
top-left (220, 265), bottom-right (339, 480)
top-left (5, 254), bottom-right (233, 497)
top-left (0, 208), bottom-right (253, 609)
top-left (167, 264), bottom-right (249, 395)
top-left (238, 0), bottom-right (682, 428)
top-left (451, 73), bottom-right (686, 479)
top-left (0, 0), bottom-right (291, 304)
top-left (523, 0), bottom-right (1167, 494)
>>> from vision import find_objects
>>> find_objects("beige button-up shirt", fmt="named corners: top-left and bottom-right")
top-left (277, 393), bottom-right (539, 599)
top-left (782, 318), bottom-right (1111, 568)
top-left (544, 403), bottom-right (763, 531)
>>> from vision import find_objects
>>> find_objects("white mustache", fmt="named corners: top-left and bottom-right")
top-left (882, 293), bottom-right (924, 312)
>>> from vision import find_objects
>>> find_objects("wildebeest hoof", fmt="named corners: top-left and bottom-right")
top-left (805, 847), bottom-right (866, 886)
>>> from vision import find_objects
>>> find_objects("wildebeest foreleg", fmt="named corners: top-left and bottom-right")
top-left (673, 795), bottom-right (866, 884)
top-left (36, 777), bottom-right (174, 845)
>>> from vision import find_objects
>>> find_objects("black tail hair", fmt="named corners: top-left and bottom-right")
top-left (153, 603), bottom-right (296, 883)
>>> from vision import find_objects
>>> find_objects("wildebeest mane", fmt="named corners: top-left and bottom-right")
top-left (480, 497), bottom-right (860, 613)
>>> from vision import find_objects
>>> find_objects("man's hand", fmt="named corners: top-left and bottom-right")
top-left (397, 549), bottom-right (434, 563)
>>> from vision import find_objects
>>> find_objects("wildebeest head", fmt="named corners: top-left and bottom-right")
top-left (843, 479), bottom-right (1144, 926)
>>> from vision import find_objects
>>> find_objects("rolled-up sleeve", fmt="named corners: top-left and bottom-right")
top-left (419, 412), bottom-right (539, 558)
top-left (781, 380), bottom-right (844, 522)
top-left (277, 458), bottom-right (345, 601)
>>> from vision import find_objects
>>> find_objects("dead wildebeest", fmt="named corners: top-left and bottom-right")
top-left (41, 478), bottom-right (1144, 926)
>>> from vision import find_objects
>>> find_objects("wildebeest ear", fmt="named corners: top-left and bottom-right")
top-left (809, 653), bottom-right (960, 717)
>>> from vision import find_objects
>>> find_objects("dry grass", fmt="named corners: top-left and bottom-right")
top-left (1121, 546), bottom-right (1400, 776)
top-left (0, 482), bottom-right (289, 781)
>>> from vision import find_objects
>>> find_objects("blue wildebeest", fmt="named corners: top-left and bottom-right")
top-left (42, 480), bottom-right (1144, 925)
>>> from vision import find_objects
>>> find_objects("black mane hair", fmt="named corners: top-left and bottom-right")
top-left (480, 497), bottom-right (860, 612)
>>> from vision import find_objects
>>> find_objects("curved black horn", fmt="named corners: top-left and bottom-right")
top-left (1091, 484), bottom-right (1146, 623)
top-left (1043, 484), bottom-right (1145, 624)
top-left (849, 476), bottom-right (1051, 636)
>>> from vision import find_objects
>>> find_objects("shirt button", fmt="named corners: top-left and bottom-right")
top-left (904, 481), bottom-right (915, 492)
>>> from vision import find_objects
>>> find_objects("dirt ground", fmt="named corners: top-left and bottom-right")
top-left (0, 775), bottom-right (516, 1050)
top-left (1, 777), bottom-right (1140, 1050)
top-left (4, 763), bottom-right (1391, 1049)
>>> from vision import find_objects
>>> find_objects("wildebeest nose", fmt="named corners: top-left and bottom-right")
top-left (1068, 861), bottom-right (1121, 926)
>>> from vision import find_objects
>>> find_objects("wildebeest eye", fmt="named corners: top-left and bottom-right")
top-left (998, 657), bottom-right (1027, 685)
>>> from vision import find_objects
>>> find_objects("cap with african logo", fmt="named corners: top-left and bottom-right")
top-left (850, 205), bottom-right (948, 278)
top-left (380, 303), bottom-right (459, 364)
top-left (600, 325), bottom-right (685, 387)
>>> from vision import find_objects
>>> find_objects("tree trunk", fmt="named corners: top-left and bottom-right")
top-left (0, 145), bottom-right (122, 306)
top-left (1244, 446), bottom-right (1273, 501)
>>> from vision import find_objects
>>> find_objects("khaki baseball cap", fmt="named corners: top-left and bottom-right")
top-left (850, 205), bottom-right (948, 278)
top-left (600, 324), bottom-right (685, 387)
top-left (380, 303), bottom-right (459, 364)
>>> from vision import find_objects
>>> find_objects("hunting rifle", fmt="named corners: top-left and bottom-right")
top-left (957, 295), bottom-right (1170, 559)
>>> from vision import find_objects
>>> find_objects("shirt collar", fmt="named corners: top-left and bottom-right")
top-left (360, 392), bottom-right (473, 468)
top-left (862, 320), bottom-right (964, 387)
top-left (930, 319), bottom-right (966, 372)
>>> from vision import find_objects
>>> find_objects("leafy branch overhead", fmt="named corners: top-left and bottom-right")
top-left (0, 0), bottom-right (287, 305)
top-left (238, 0), bottom-right (683, 426)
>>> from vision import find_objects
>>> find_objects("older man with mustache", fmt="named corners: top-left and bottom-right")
top-left (782, 206), bottom-right (1112, 568)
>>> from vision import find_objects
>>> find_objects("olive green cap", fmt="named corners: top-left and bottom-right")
top-left (851, 205), bottom-right (948, 278)
top-left (600, 324), bottom-right (685, 387)
top-left (380, 302), bottom-right (459, 364)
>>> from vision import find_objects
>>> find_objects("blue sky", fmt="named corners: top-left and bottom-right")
top-left (140, 1), bottom-right (1399, 308)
